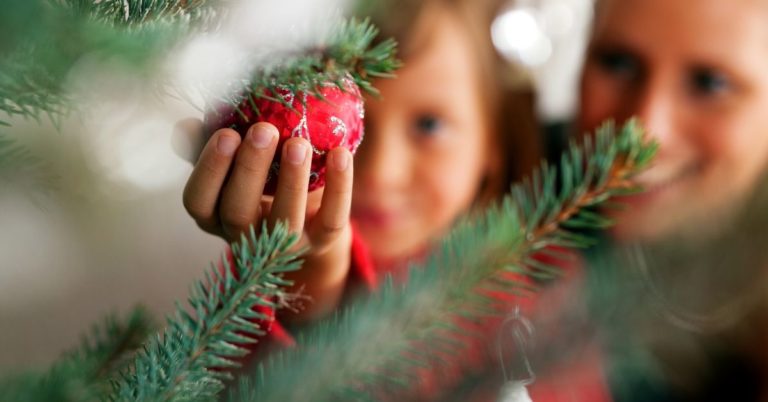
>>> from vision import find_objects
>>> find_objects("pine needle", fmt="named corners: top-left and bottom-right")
top-left (0, 307), bottom-right (154, 402)
top-left (205, 17), bottom-right (400, 119)
top-left (231, 120), bottom-right (657, 402)
top-left (0, 0), bottom-right (220, 127)
top-left (108, 222), bottom-right (304, 402)
top-left (0, 132), bottom-right (59, 199)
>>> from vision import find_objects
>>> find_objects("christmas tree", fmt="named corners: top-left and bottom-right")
top-left (13, 1), bottom-right (749, 401)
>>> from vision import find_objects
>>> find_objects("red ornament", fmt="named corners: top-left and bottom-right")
top-left (204, 76), bottom-right (365, 194)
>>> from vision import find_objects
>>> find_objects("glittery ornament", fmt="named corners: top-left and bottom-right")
top-left (204, 75), bottom-right (365, 194)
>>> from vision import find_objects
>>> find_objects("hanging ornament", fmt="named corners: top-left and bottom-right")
top-left (496, 306), bottom-right (536, 402)
top-left (200, 18), bottom-right (399, 195)
top-left (204, 75), bottom-right (365, 195)
top-left (497, 381), bottom-right (533, 402)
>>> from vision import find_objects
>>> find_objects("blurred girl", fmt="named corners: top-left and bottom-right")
top-left (182, 0), bottom-right (540, 324)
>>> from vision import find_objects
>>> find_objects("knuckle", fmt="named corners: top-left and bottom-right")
top-left (279, 177), bottom-right (308, 194)
top-left (320, 220), bottom-right (346, 237)
top-left (182, 197), bottom-right (210, 221)
top-left (234, 157), bottom-right (266, 176)
top-left (194, 220), bottom-right (219, 236)
top-left (325, 172), bottom-right (352, 192)
top-left (326, 185), bottom-right (351, 200)
top-left (219, 209), bottom-right (254, 231)
top-left (199, 158), bottom-right (226, 177)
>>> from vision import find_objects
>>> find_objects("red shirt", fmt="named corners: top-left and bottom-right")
top-left (235, 227), bottom-right (613, 401)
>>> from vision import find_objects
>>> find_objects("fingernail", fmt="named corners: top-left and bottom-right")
top-left (331, 150), bottom-right (349, 171)
top-left (217, 134), bottom-right (239, 156)
top-left (286, 142), bottom-right (308, 165)
top-left (248, 124), bottom-right (276, 149)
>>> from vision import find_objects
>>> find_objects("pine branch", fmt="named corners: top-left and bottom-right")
top-left (0, 44), bottom-right (73, 128)
top-left (73, 307), bottom-right (156, 382)
top-left (0, 0), bottom-right (221, 127)
top-left (1, 2), bottom-right (398, 129)
top-left (230, 120), bottom-right (657, 402)
top-left (0, 307), bottom-right (154, 402)
top-left (53, 0), bottom-right (218, 28)
top-left (0, 132), bottom-right (58, 197)
top-left (0, 0), bottom-right (227, 195)
top-left (1, 3), bottom-right (398, 196)
top-left (214, 17), bottom-right (401, 115)
top-left (108, 223), bottom-right (304, 402)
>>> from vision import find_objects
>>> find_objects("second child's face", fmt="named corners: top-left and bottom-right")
top-left (352, 7), bottom-right (496, 264)
top-left (579, 0), bottom-right (768, 241)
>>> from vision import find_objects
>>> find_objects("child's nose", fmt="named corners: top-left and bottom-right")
top-left (630, 78), bottom-right (678, 147)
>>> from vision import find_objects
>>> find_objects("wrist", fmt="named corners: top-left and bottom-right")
top-left (280, 226), bottom-right (353, 324)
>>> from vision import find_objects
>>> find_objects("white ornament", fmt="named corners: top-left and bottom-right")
top-left (497, 306), bottom-right (536, 402)
top-left (497, 381), bottom-right (533, 402)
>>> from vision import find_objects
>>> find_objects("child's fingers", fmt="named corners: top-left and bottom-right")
top-left (308, 147), bottom-right (353, 249)
top-left (183, 129), bottom-right (241, 234)
top-left (268, 138), bottom-right (312, 234)
top-left (219, 123), bottom-right (279, 240)
top-left (172, 118), bottom-right (206, 163)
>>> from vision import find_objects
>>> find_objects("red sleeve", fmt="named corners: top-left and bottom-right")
top-left (223, 238), bottom-right (613, 401)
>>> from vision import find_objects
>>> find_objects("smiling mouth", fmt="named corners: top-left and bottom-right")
top-left (351, 207), bottom-right (403, 228)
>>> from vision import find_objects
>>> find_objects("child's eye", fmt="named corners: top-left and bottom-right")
top-left (594, 49), bottom-right (640, 80)
top-left (689, 68), bottom-right (730, 97)
top-left (414, 114), bottom-right (443, 136)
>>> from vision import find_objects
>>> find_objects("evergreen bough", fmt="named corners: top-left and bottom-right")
top-left (232, 120), bottom-right (656, 401)
top-left (0, 2), bottom-right (660, 400)
top-left (0, 0), bottom-right (400, 192)
top-left (109, 223), bottom-right (303, 402)
top-left (0, 121), bottom-right (657, 402)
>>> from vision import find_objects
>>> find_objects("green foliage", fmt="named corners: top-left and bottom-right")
top-left (325, 18), bottom-right (402, 95)
top-left (0, 1), bottom-right (399, 128)
top-left (0, 122), bottom-right (656, 402)
top-left (0, 223), bottom-right (304, 402)
top-left (0, 307), bottom-right (154, 402)
top-left (229, 120), bottom-right (657, 402)
top-left (108, 223), bottom-right (303, 402)
top-left (261, 17), bottom-right (400, 97)
top-left (55, 0), bottom-right (219, 27)
top-left (0, 0), bottom-right (219, 128)
top-left (212, 17), bottom-right (402, 123)
top-left (0, 132), bottom-right (58, 196)
top-left (0, 1), bottom-right (400, 195)
top-left (68, 307), bottom-right (156, 387)
top-left (0, 0), bottom-right (224, 194)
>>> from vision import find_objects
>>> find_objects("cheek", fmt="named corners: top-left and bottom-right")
top-left (414, 139), bottom-right (487, 233)
top-left (697, 108), bottom-right (768, 190)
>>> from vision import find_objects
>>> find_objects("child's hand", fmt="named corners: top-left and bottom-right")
top-left (176, 118), bottom-right (354, 323)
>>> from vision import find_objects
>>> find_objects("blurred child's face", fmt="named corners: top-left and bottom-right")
top-left (579, 0), bottom-right (768, 241)
top-left (352, 6), bottom-right (496, 264)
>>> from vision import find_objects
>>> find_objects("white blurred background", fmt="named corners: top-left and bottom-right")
top-left (0, 0), bottom-right (593, 371)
